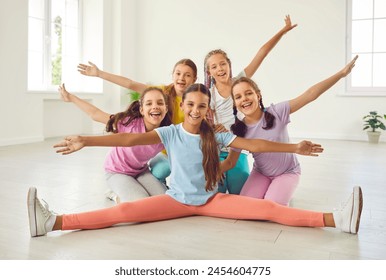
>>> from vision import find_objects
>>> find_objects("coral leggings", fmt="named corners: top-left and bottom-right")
top-left (62, 193), bottom-right (324, 230)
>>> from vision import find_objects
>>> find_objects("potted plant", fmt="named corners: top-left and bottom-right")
top-left (363, 111), bottom-right (386, 143)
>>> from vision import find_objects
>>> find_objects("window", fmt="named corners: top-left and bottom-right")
top-left (347, 0), bottom-right (386, 96)
top-left (28, 0), bottom-right (82, 91)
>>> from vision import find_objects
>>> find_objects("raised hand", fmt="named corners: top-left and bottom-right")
top-left (296, 140), bottom-right (324, 156)
top-left (282, 15), bottom-right (297, 34)
top-left (58, 83), bottom-right (71, 102)
top-left (341, 55), bottom-right (358, 77)
top-left (77, 61), bottom-right (99, 77)
top-left (53, 136), bottom-right (85, 155)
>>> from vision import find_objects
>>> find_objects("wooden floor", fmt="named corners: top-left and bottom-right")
top-left (0, 137), bottom-right (385, 260)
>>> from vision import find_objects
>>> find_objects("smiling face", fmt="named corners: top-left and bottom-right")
top-left (206, 53), bottom-right (231, 85)
top-left (180, 90), bottom-right (210, 132)
top-left (232, 81), bottom-right (261, 117)
top-left (172, 64), bottom-right (197, 96)
top-left (140, 89), bottom-right (168, 131)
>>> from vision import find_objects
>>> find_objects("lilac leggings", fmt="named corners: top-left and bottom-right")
top-left (240, 169), bottom-right (300, 206)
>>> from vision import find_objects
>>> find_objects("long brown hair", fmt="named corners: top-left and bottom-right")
top-left (230, 77), bottom-right (275, 137)
top-left (182, 83), bottom-right (221, 192)
top-left (164, 59), bottom-right (197, 121)
top-left (106, 87), bottom-right (171, 133)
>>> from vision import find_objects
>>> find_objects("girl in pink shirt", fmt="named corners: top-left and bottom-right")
top-left (59, 85), bottom-right (171, 203)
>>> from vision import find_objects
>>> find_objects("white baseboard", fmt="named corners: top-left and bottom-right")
top-left (0, 136), bottom-right (44, 147)
top-left (289, 132), bottom-right (385, 143)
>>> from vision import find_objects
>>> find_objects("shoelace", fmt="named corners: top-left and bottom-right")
top-left (333, 194), bottom-right (353, 212)
top-left (37, 198), bottom-right (57, 217)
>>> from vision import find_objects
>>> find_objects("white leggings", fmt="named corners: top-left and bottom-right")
top-left (105, 170), bottom-right (167, 202)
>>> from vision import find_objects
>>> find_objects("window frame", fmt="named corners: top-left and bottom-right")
top-left (345, 0), bottom-right (386, 96)
top-left (28, 0), bottom-right (83, 93)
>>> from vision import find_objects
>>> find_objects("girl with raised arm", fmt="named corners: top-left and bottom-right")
top-left (27, 84), bottom-right (362, 237)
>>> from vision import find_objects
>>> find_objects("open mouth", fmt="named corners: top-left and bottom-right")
top-left (241, 102), bottom-right (252, 109)
top-left (149, 112), bottom-right (162, 119)
top-left (189, 114), bottom-right (201, 120)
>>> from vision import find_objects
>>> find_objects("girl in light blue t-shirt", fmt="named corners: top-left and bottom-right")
top-left (27, 84), bottom-right (362, 237)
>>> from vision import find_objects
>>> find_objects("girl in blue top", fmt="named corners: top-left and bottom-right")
top-left (27, 84), bottom-right (362, 237)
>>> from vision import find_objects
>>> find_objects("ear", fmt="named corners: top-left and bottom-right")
top-left (139, 106), bottom-right (144, 116)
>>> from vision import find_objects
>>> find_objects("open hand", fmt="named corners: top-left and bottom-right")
top-left (53, 136), bottom-right (85, 155)
top-left (77, 61), bottom-right (99, 77)
top-left (341, 55), bottom-right (358, 77)
top-left (296, 140), bottom-right (323, 156)
top-left (283, 15), bottom-right (297, 34)
top-left (214, 123), bottom-right (228, 133)
top-left (58, 83), bottom-right (71, 102)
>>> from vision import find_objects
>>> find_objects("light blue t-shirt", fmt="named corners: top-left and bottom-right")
top-left (155, 123), bottom-right (236, 205)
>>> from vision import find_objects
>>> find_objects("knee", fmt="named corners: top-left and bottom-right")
top-left (150, 161), bottom-right (171, 181)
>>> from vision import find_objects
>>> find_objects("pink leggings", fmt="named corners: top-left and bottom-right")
top-left (62, 193), bottom-right (324, 230)
top-left (240, 170), bottom-right (300, 206)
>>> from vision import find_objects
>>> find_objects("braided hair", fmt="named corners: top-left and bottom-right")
top-left (230, 77), bottom-right (275, 137)
top-left (204, 49), bottom-right (233, 90)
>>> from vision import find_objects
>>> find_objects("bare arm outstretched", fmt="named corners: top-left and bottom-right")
top-left (53, 130), bottom-right (162, 155)
top-left (77, 61), bottom-right (147, 93)
top-left (230, 137), bottom-right (323, 156)
top-left (59, 83), bottom-right (110, 124)
top-left (289, 55), bottom-right (358, 114)
top-left (244, 15), bottom-right (297, 78)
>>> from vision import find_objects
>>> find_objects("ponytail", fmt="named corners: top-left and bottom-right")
top-left (106, 100), bottom-right (141, 133)
top-left (259, 98), bottom-right (275, 130)
top-left (183, 83), bottom-right (222, 191)
top-left (200, 119), bottom-right (221, 191)
top-left (230, 117), bottom-right (247, 137)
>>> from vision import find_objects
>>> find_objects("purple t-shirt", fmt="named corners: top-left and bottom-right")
top-left (104, 118), bottom-right (164, 176)
top-left (233, 101), bottom-right (300, 177)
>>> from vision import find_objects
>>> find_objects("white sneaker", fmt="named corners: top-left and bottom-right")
top-left (333, 186), bottom-right (363, 234)
top-left (104, 189), bottom-right (119, 204)
top-left (27, 187), bottom-right (56, 237)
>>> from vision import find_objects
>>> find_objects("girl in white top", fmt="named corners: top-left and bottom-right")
top-left (204, 15), bottom-right (297, 194)
top-left (27, 84), bottom-right (363, 237)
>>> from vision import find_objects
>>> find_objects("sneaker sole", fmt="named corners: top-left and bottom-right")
top-left (351, 186), bottom-right (363, 234)
top-left (27, 187), bottom-right (37, 237)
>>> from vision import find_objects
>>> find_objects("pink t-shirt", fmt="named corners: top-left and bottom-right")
top-left (104, 118), bottom-right (164, 176)
top-left (233, 101), bottom-right (300, 177)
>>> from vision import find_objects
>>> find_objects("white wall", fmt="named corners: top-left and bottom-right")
top-left (1, 0), bottom-right (385, 146)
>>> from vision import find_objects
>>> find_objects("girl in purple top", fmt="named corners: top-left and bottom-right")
top-left (224, 56), bottom-right (358, 205)
top-left (59, 85), bottom-right (171, 203)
